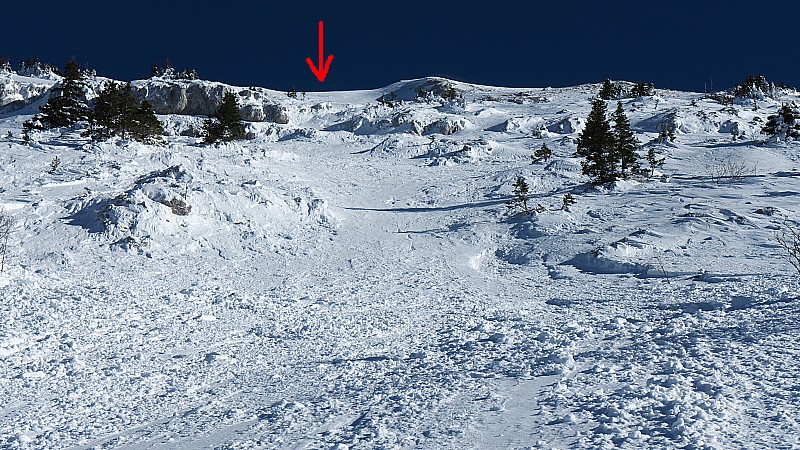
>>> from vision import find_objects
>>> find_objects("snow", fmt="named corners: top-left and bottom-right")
top-left (0, 75), bottom-right (799, 449)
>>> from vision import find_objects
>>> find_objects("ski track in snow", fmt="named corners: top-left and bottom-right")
top-left (0, 76), bottom-right (799, 449)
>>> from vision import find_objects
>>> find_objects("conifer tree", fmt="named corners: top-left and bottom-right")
top-left (645, 147), bottom-right (665, 178)
top-left (506, 177), bottom-right (531, 214)
top-left (37, 59), bottom-right (90, 128)
top-left (88, 82), bottom-right (163, 143)
top-left (577, 98), bottom-right (617, 184)
top-left (203, 92), bottom-right (246, 144)
top-left (630, 81), bottom-right (654, 97)
top-left (130, 101), bottom-right (165, 144)
top-left (562, 193), bottom-right (576, 211)
top-left (599, 79), bottom-right (621, 100)
top-left (531, 143), bottom-right (552, 164)
top-left (762, 103), bottom-right (800, 141)
top-left (612, 102), bottom-right (640, 178)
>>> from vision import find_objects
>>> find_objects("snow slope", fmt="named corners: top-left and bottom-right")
top-left (0, 75), bottom-right (799, 449)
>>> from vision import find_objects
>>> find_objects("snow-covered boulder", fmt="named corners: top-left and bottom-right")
top-left (547, 116), bottom-right (585, 134)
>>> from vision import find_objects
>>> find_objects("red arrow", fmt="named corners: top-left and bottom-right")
top-left (306, 21), bottom-right (334, 82)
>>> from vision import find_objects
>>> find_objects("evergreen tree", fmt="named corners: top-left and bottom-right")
top-left (762, 103), bottom-right (800, 141)
top-left (38, 59), bottom-right (90, 128)
top-left (531, 143), bottom-right (552, 164)
top-left (630, 81), bottom-right (654, 97)
top-left (89, 81), bottom-right (124, 140)
top-left (562, 193), bottom-right (576, 211)
top-left (203, 92), bottom-right (246, 144)
top-left (130, 101), bottom-right (165, 143)
top-left (612, 102), bottom-right (640, 178)
top-left (645, 147), bottom-right (665, 178)
top-left (88, 82), bottom-right (163, 143)
top-left (599, 79), bottom-right (622, 100)
top-left (506, 177), bottom-right (531, 214)
top-left (577, 98), bottom-right (617, 184)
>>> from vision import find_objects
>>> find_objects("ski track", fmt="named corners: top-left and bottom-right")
top-left (1, 77), bottom-right (799, 449)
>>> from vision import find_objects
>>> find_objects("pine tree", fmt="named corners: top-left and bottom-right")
top-left (531, 143), bottom-right (552, 164)
top-left (88, 82), bottom-right (163, 143)
top-left (130, 101), bottom-right (165, 144)
top-left (762, 103), bottom-right (800, 141)
top-left (203, 92), bottom-right (246, 144)
top-left (630, 81), bottom-right (654, 97)
top-left (89, 81), bottom-right (124, 140)
top-left (38, 59), bottom-right (90, 129)
top-left (506, 177), bottom-right (531, 214)
top-left (562, 193), bottom-right (576, 211)
top-left (577, 98), bottom-right (617, 184)
top-left (599, 79), bottom-right (621, 100)
top-left (612, 102), bottom-right (640, 178)
top-left (645, 147), bottom-right (665, 178)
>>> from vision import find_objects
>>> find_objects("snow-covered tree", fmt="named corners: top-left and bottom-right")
top-left (762, 103), bottom-right (800, 142)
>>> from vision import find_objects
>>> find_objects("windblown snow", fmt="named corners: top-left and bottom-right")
top-left (0, 73), bottom-right (799, 449)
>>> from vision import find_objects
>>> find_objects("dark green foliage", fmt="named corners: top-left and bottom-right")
top-left (733, 74), bottom-right (774, 98)
top-left (531, 143), bottom-right (552, 164)
top-left (577, 98), bottom-right (618, 184)
top-left (203, 92), bottom-right (246, 144)
top-left (150, 61), bottom-right (198, 80)
top-left (710, 92), bottom-right (734, 106)
top-left (506, 177), bottom-right (531, 214)
top-left (630, 81), bottom-right (654, 97)
top-left (176, 68), bottom-right (198, 80)
top-left (377, 92), bottom-right (398, 107)
top-left (37, 60), bottom-right (90, 129)
top-left (17, 56), bottom-right (55, 77)
top-left (658, 122), bottom-right (676, 143)
top-left (0, 54), bottom-right (10, 72)
top-left (442, 85), bottom-right (459, 102)
top-left (562, 193), bottom-right (576, 211)
top-left (762, 103), bottom-right (800, 141)
top-left (22, 118), bottom-right (42, 142)
top-left (88, 82), bottom-right (164, 143)
top-left (645, 146), bottom-right (665, 178)
top-left (599, 79), bottom-right (623, 100)
top-left (49, 155), bottom-right (60, 173)
top-left (130, 101), bottom-right (165, 144)
top-left (612, 102), bottom-right (640, 178)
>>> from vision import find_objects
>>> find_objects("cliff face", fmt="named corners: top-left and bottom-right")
top-left (130, 80), bottom-right (289, 124)
top-left (0, 73), bottom-right (55, 112)
top-left (1, 73), bottom-right (291, 124)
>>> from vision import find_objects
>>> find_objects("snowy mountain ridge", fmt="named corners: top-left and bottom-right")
top-left (0, 71), bottom-right (799, 449)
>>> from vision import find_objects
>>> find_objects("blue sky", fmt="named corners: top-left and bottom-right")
top-left (3, 0), bottom-right (799, 92)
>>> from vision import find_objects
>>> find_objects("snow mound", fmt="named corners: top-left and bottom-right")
top-left (488, 116), bottom-right (544, 133)
top-left (66, 165), bottom-right (336, 255)
top-left (547, 116), bottom-right (585, 134)
top-left (368, 137), bottom-right (427, 158)
top-left (425, 138), bottom-right (493, 165)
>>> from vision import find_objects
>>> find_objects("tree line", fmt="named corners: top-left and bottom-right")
top-left (21, 59), bottom-right (246, 145)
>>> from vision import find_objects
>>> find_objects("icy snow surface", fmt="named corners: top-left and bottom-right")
top-left (0, 76), bottom-right (799, 449)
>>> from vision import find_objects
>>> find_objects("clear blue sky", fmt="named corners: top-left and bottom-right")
top-left (3, 0), bottom-right (799, 92)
